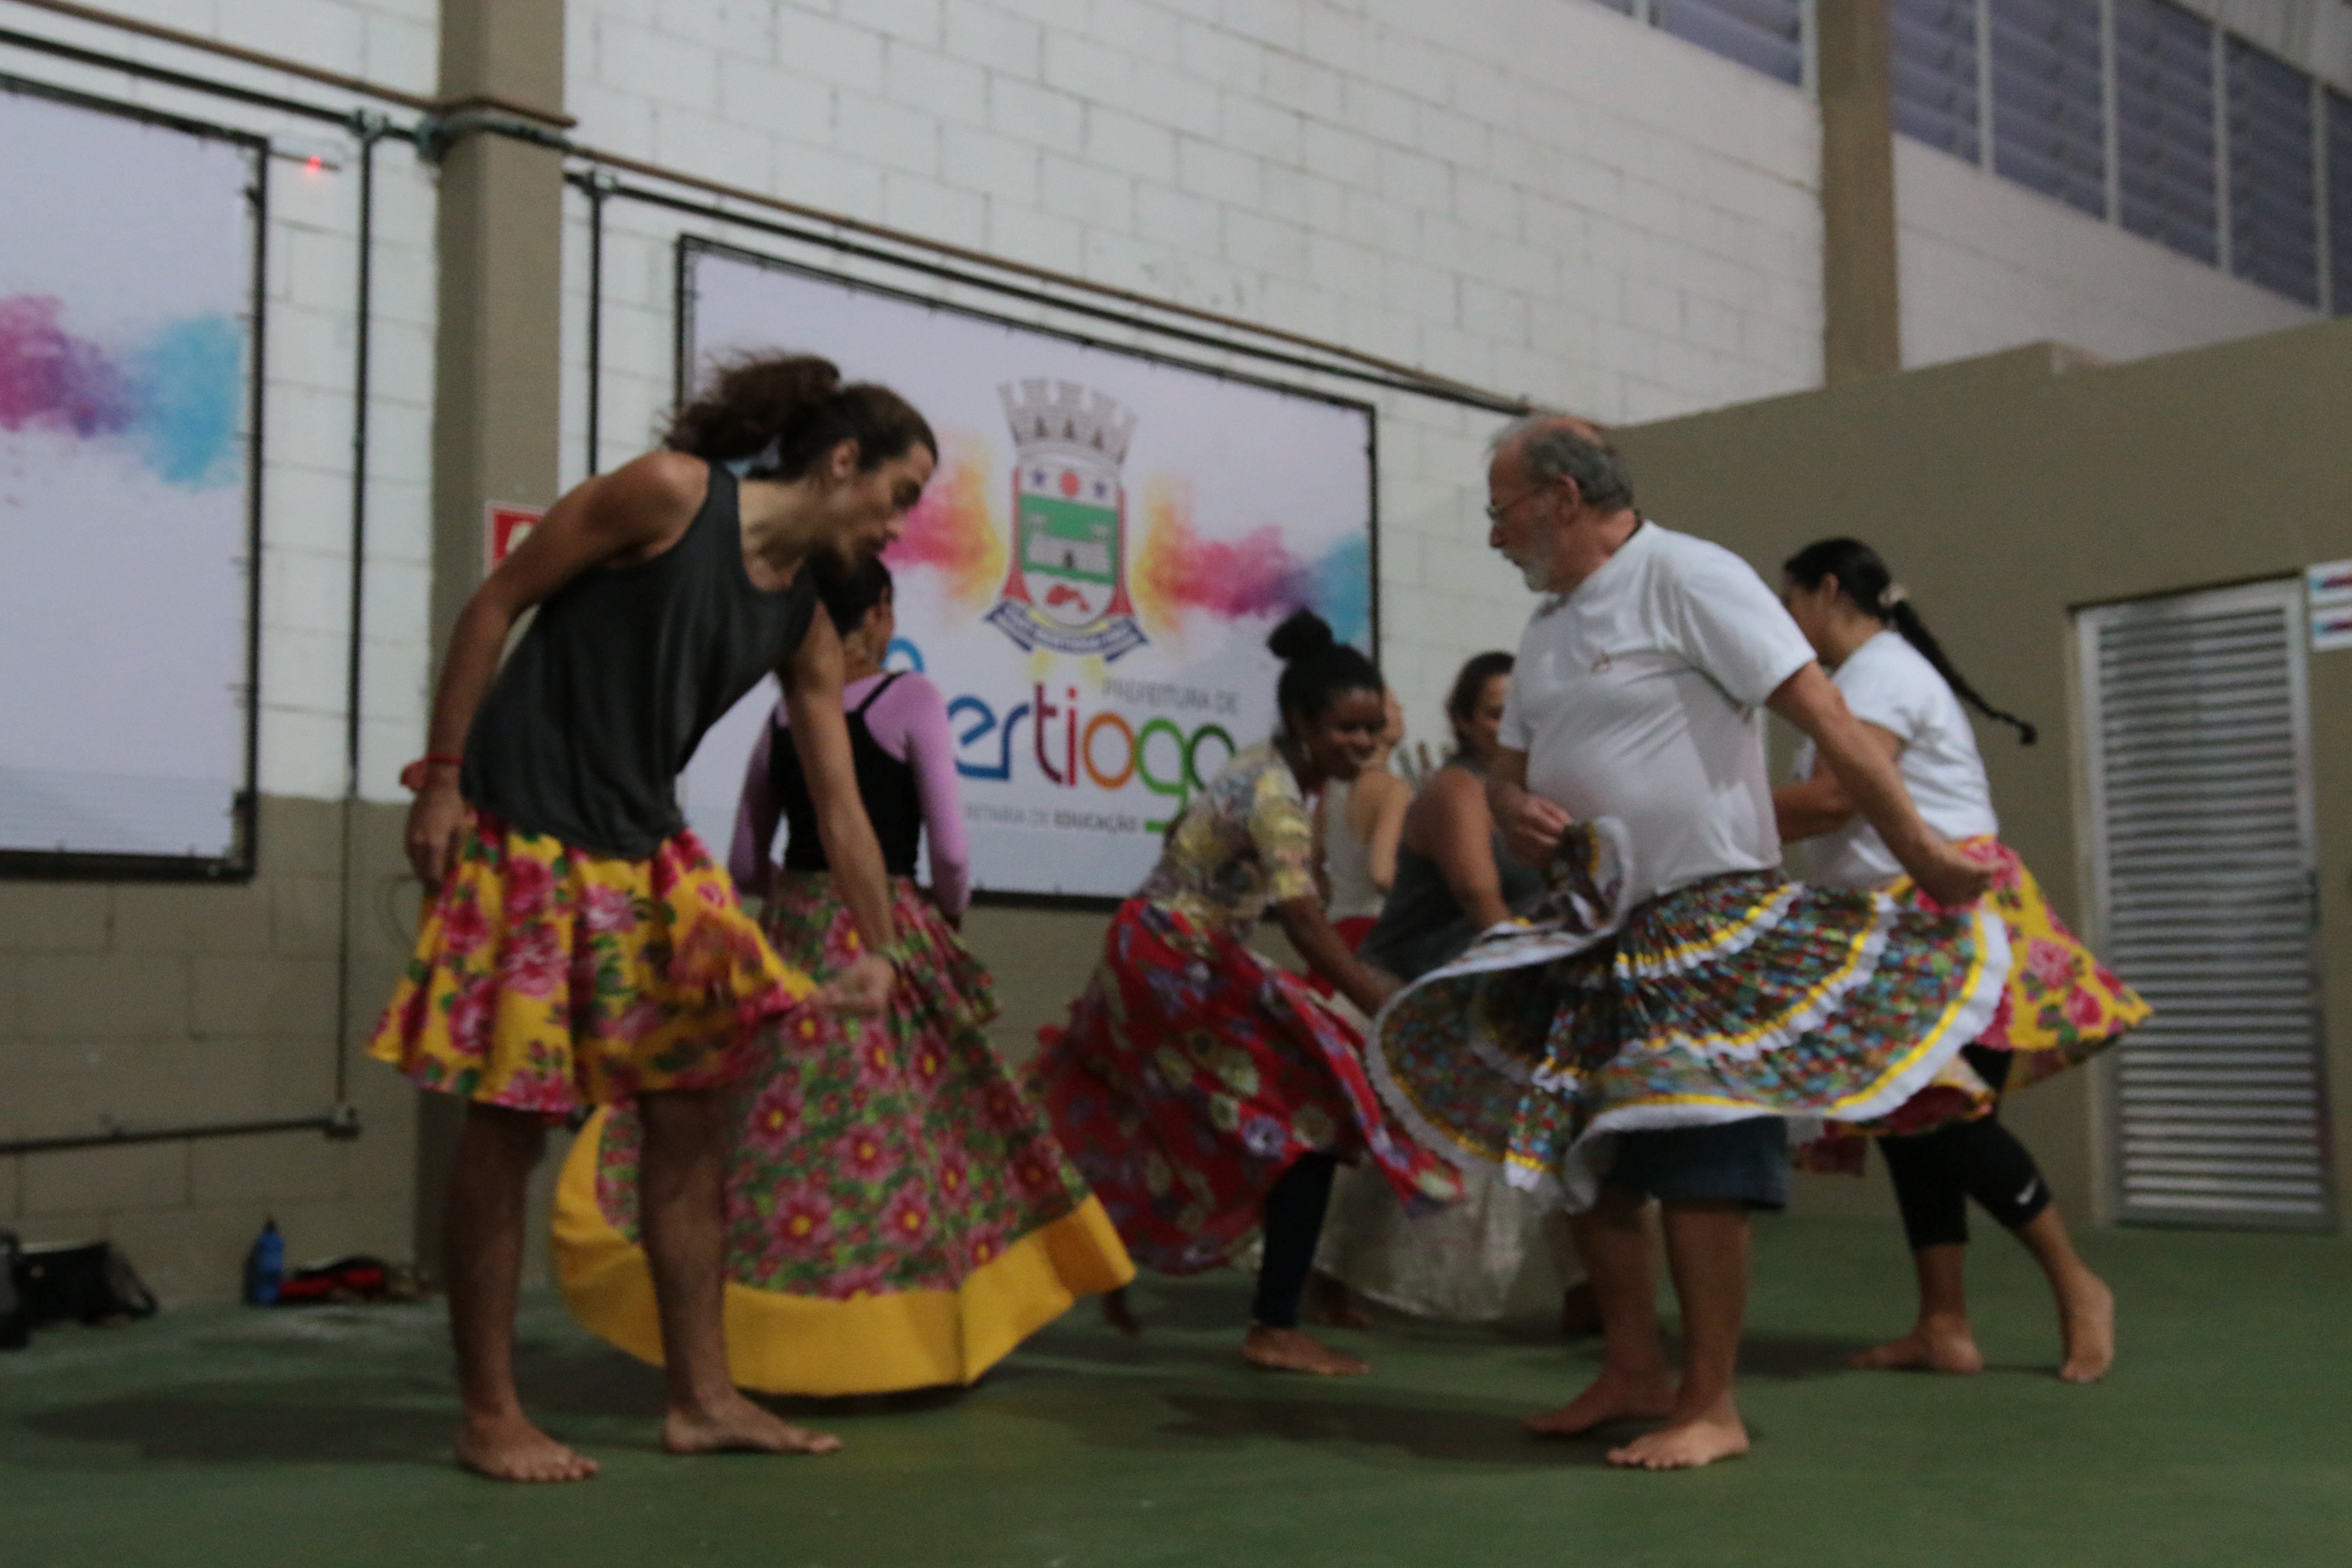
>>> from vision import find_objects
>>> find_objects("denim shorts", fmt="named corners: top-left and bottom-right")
top-left (1602, 1116), bottom-right (1790, 1210)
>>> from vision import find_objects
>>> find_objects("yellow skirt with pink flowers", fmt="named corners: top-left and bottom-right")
top-left (367, 808), bottom-right (815, 1114)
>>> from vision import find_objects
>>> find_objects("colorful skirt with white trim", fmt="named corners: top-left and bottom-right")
top-left (1367, 821), bottom-right (2012, 1209)
top-left (553, 873), bottom-right (1133, 1397)
top-left (1796, 837), bottom-right (2149, 1171)
top-left (368, 808), bottom-right (812, 1113)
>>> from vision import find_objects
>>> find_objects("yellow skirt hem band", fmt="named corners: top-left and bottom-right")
top-left (552, 1120), bottom-right (1134, 1397)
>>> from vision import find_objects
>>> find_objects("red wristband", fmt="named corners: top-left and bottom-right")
top-left (399, 754), bottom-right (464, 792)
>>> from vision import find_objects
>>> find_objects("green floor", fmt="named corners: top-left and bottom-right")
top-left (2, 1216), bottom-right (2346, 1567)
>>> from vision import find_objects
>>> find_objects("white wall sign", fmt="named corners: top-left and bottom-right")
top-left (674, 242), bottom-right (1376, 899)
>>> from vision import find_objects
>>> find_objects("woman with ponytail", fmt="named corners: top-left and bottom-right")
top-left (1032, 609), bottom-right (1463, 1376)
top-left (1774, 538), bottom-right (2148, 1384)
top-left (371, 353), bottom-right (935, 1479)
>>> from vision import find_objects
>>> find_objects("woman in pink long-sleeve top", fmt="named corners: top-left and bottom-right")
top-left (554, 558), bottom-right (1132, 1396)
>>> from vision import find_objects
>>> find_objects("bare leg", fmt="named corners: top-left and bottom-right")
top-left (1606, 1200), bottom-right (1752, 1470)
top-left (637, 1089), bottom-right (839, 1456)
top-left (1849, 1243), bottom-right (1984, 1375)
top-left (445, 1104), bottom-right (598, 1482)
top-left (2009, 1205), bottom-right (2114, 1383)
top-left (1525, 1187), bottom-right (1674, 1435)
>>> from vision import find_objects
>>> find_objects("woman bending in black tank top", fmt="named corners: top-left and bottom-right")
top-left (372, 355), bottom-right (935, 1482)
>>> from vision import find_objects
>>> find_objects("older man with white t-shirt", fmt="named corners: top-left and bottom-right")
top-left (1474, 416), bottom-right (1995, 1470)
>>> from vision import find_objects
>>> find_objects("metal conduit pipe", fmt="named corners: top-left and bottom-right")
top-left (0, 1108), bottom-right (359, 1159)
top-left (1, 0), bottom-right (1532, 414)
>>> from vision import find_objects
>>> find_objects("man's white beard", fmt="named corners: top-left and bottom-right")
top-left (1514, 537), bottom-right (1555, 593)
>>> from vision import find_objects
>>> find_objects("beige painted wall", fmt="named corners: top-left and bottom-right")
top-left (1614, 322), bottom-right (2352, 1227)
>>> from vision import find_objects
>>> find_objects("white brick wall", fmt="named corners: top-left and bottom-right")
top-left (1896, 140), bottom-right (2320, 373)
top-left (562, 0), bottom-right (1829, 733)
top-left (24, 0), bottom-right (2337, 803)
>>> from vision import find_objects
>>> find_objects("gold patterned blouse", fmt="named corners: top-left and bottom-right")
top-left (1138, 741), bottom-right (1316, 940)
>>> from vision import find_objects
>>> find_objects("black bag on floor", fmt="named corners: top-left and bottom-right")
top-left (0, 1231), bottom-right (28, 1350)
top-left (15, 1240), bottom-right (158, 1327)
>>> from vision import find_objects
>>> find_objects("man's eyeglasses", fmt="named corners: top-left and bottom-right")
top-left (1484, 487), bottom-right (1546, 525)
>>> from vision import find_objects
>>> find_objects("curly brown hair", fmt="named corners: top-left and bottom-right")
top-left (664, 352), bottom-right (934, 480)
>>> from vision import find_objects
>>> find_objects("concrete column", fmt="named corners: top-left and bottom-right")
top-left (414, 0), bottom-right (570, 1279)
top-left (1817, 0), bottom-right (1902, 383)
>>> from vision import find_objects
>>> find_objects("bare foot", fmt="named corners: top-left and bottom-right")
top-left (2057, 1274), bottom-right (2114, 1384)
top-left (1606, 1412), bottom-right (1750, 1470)
top-left (1559, 1280), bottom-right (1602, 1338)
top-left (1242, 1326), bottom-right (1370, 1376)
top-left (1522, 1365), bottom-right (1675, 1436)
top-left (1102, 1286), bottom-right (1143, 1338)
top-left (1848, 1317), bottom-right (1984, 1376)
top-left (1305, 1272), bottom-right (1374, 1330)
top-left (455, 1410), bottom-right (600, 1483)
top-left (662, 1390), bottom-right (841, 1457)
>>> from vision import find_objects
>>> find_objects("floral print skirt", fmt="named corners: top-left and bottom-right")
top-left (1368, 861), bottom-right (2012, 1210)
top-left (1797, 838), bottom-right (2150, 1171)
top-left (367, 808), bottom-right (810, 1113)
top-left (1029, 898), bottom-right (1465, 1278)
top-left (553, 873), bottom-right (1133, 1396)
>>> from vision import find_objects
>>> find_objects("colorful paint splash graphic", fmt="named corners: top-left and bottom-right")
top-left (0, 294), bottom-right (243, 489)
top-left (1133, 476), bottom-right (1371, 649)
top-left (885, 430), bottom-right (1006, 606)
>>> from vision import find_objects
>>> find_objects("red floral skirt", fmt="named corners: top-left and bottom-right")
top-left (1029, 899), bottom-right (1463, 1275)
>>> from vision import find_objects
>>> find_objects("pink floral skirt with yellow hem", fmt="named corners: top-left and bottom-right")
top-left (367, 808), bottom-right (813, 1113)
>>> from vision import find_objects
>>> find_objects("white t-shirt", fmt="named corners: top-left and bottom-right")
top-left (1499, 521), bottom-right (1816, 905)
top-left (1792, 629), bottom-right (2000, 890)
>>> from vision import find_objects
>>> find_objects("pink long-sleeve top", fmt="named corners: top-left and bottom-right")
top-left (729, 670), bottom-right (972, 918)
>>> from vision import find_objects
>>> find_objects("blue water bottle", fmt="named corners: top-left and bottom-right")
top-left (243, 1217), bottom-right (284, 1306)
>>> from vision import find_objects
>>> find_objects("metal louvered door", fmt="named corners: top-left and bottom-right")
top-left (2076, 579), bottom-right (2331, 1229)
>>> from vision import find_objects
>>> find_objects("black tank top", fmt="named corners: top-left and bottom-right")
top-left (772, 672), bottom-right (923, 876)
top-left (462, 463), bottom-right (820, 858)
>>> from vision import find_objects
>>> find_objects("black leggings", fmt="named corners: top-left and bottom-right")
top-left (1880, 1047), bottom-right (2054, 1251)
top-left (1250, 1152), bottom-right (1338, 1329)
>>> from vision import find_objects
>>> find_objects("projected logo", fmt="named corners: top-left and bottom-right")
top-left (984, 379), bottom-right (1147, 661)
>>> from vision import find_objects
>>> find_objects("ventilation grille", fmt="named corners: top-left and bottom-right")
top-left (2113, 0), bottom-right (2218, 265)
top-left (1653, 0), bottom-right (1805, 86)
top-left (1991, 0), bottom-right (2108, 217)
top-left (2227, 38), bottom-right (2320, 305)
top-left (1893, 0), bottom-right (1982, 162)
top-left (2081, 585), bottom-right (2331, 1228)
top-left (2326, 88), bottom-right (2352, 315)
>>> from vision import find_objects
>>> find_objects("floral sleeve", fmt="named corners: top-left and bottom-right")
top-left (1247, 764), bottom-right (1317, 905)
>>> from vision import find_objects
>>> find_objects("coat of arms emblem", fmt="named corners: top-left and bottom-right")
top-left (984, 378), bottom-right (1147, 660)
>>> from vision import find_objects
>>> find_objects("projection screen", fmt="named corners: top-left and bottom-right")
top-left (675, 239), bottom-right (1377, 901)
top-left (0, 80), bottom-right (263, 875)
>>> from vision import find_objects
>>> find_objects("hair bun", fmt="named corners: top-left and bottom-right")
top-left (1266, 608), bottom-right (1335, 664)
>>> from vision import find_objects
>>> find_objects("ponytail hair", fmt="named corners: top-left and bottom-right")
top-left (665, 353), bottom-right (936, 481)
top-left (1267, 609), bottom-right (1384, 727)
top-left (1782, 537), bottom-right (2037, 746)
